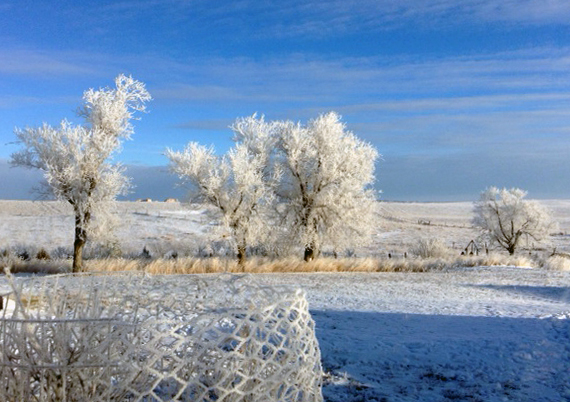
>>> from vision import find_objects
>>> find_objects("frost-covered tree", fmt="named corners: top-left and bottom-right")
top-left (166, 115), bottom-right (278, 264)
top-left (11, 75), bottom-right (151, 272)
top-left (473, 187), bottom-right (555, 255)
top-left (275, 112), bottom-right (379, 261)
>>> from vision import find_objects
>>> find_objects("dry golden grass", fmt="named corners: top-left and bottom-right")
top-left (82, 257), bottom-right (386, 274)
top-left (2, 253), bottom-right (538, 276)
top-left (81, 254), bottom-right (537, 274)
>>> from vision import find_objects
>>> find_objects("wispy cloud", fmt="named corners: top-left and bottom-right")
top-left (31, 0), bottom-right (570, 45)
top-left (144, 47), bottom-right (570, 109)
top-left (2, 43), bottom-right (569, 186)
top-left (116, 47), bottom-right (570, 164)
top-left (2, 43), bottom-right (569, 121)
top-left (0, 48), bottom-right (96, 77)
top-left (0, 95), bottom-right (49, 109)
top-left (271, 0), bottom-right (570, 35)
top-left (152, 85), bottom-right (242, 102)
top-left (337, 93), bottom-right (570, 114)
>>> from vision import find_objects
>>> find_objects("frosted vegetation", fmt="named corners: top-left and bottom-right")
top-left (275, 113), bottom-right (378, 261)
top-left (166, 112), bottom-right (378, 264)
top-left (165, 115), bottom-right (279, 265)
top-left (10, 75), bottom-right (151, 272)
top-left (474, 187), bottom-right (556, 255)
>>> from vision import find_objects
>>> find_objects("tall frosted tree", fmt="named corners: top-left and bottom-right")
top-left (11, 75), bottom-right (151, 272)
top-left (276, 112), bottom-right (379, 261)
top-left (166, 115), bottom-right (278, 264)
top-left (473, 187), bottom-right (555, 255)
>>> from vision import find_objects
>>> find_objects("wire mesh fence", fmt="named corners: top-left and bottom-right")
top-left (0, 272), bottom-right (323, 401)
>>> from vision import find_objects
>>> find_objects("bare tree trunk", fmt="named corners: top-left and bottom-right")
top-left (237, 244), bottom-right (246, 267)
top-left (72, 228), bottom-right (86, 273)
top-left (304, 245), bottom-right (316, 262)
top-left (507, 244), bottom-right (516, 255)
top-left (72, 210), bottom-right (90, 273)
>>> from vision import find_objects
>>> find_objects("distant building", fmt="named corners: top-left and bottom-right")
top-left (164, 198), bottom-right (178, 203)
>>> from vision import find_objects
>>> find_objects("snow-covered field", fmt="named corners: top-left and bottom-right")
top-left (252, 268), bottom-right (570, 401)
top-left (1, 199), bottom-right (569, 257)
top-left (0, 200), bottom-right (214, 257)
top-left (1, 200), bottom-right (570, 401)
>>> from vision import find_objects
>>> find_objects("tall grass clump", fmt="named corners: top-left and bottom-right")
top-left (410, 238), bottom-right (451, 259)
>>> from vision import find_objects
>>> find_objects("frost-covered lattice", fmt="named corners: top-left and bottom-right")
top-left (0, 272), bottom-right (323, 401)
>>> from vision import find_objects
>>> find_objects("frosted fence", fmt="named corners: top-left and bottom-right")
top-left (0, 272), bottom-right (323, 401)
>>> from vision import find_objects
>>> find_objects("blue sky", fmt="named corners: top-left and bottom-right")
top-left (1, 0), bottom-right (569, 201)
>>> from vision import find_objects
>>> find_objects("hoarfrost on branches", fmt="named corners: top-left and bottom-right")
top-left (275, 112), bottom-right (379, 261)
top-left (167, 112), bottom-right (379, 262)
top-left (10, 75), bottom-right (151, 272)
top-left (473, 187), bottom-right (556, 255)
top-left (166, 115), bottom-right (279, 264)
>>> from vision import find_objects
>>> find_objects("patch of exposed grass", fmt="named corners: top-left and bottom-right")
top-left (82, 254), bottom-right (537, 274)
top-left (2, 253), bottom-right (539, 276)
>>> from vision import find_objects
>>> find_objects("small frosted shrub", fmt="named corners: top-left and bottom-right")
top-left (17, 250), bottom-right (31, 261)
top-left (36, 248), bottom-right (51, 260)
top-left (410, 238), bottom-right (451, 259)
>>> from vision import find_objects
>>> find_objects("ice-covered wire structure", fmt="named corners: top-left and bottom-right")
top-left (0, 272), bottom-right (323, 401)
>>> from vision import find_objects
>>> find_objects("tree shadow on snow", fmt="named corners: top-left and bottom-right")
top-left (310, 310), bottom-right (570, 402)
top-left (467, 284), bottom-right (570, 303)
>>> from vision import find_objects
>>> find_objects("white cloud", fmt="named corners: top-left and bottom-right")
top-left (0, 95), bottom-right (79, 109)
top-left (0, 48), bottom-right (96, 77)
top-left (141, 47), bottom-right (570, 110)
top-left (336, 93), bottom-right (570, 114)
top-left (41, 0), bottom-right (570, 46)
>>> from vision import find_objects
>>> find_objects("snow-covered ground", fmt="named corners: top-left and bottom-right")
top-left (0, 200), bottom-right (215, 257)
top-left (1, 200), bottom-right (570, 400)
top-left (247, 268), bottom-right (570, 402)
top-left (2, 268), bottom-right (569, 401)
